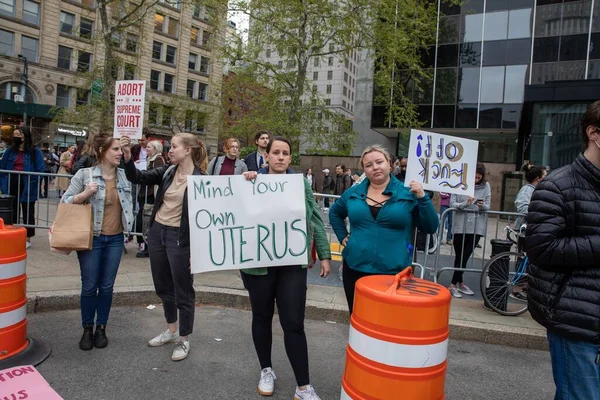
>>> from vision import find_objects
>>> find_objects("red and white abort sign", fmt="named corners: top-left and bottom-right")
top-left (113, 80), bottom-right (146, 139)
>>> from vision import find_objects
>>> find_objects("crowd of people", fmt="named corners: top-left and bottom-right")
top-left (1, 99), bottom-right (599, 399)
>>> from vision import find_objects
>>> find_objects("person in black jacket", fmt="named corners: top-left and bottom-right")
top-left (121, 133), bottom-right (207, 362)
top-left (244, 131), bottom-right (270, 172)
top-left (525, 100), bottom-right (600, 400)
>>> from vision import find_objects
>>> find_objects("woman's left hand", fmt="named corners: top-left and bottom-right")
top-left (320, 259), bottom-right (331, 278)
top-left (409, 181), bottom-right (425, 198)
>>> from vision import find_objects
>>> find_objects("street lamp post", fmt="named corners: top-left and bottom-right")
top-left (17, 54), bottom-right (28, 128)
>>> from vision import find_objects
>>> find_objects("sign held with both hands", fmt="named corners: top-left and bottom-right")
top-left (187, 174), bottom-right (308, 273)
top-left (405, 129), bottom-right (479, 197)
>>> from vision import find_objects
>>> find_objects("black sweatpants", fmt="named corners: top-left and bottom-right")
top-left (10, 176), bottom-right (36, 237)
top-left (342, 261), bottom-right (381, 315)
top-left (451, 234), bottom-right (481, 284)
top-left (241, 266), bottom-right (310, 387)
top-left (147, 222), bottom-right (195, 336)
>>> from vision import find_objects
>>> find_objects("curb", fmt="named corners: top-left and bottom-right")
top-left (26, 285), bottom-right (548, 351)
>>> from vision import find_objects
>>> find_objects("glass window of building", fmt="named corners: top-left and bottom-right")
top-left (57, 46), bottom-right (72, 70)
top-left (506, 39), bottom-right (531, 64)
top-left (531, 62), bottom-right (558, 84)
top-left (588, 60), bottom-right (600, 79)
top-left (561, 1), bottom-right (590, 35)
top-left (327, 71), bottom-right (333, 79)
top-left (457, 67), bottom-right (480, 103)
top-left (313, 71), bottom-right (318, 80)
top-left (154, 13), bottom-right (165, 32)
top-left (152, 41), bottom-right (162, 60)
top-left (479, 105), bottom-right (503, 128)
top-left (483, 41), bottom-right (507, 66)
top-left (203, 31), bottom-right (211, 47)
top-left (456, 104), bottom-right (478, 128)
top-left (590, 33), bottom-right (600, 58)
top-left (20, 36), bottom-right (37, 62)
top-left (484, 11), bottom-right (509, 41)
top-left (502, 104), bottom-right (522, 128)
top-left (77, 51), bottom-right (92, 72)
top-left (0, 0), bottom-right (14, 16)
top-left (168, 18), bottom-right (179, 37)
top-left (163, 74), bottom-right (174, 93)
top-left (200, 56), bottom-right (210, 73)
top-left (166, 45), bottom-right (176, 64)
top-left (509, 0), bottom-right (534, 10)
top-left (435, 68), bottom-right (458, 104)
top-left (480, 66), bottom-right (505, 103)
top-left (23, 1), bottom-right (39, 25)
top-left (433, 105), bottom-right (456, 128)
top-left (186, 80), bottom-right (195, 98)
top-left (460, 13), bottom-right (484, 42)
top-left (439, 16), bottom-right (460, 44)
top-left (558, 61), bottom-right (586, 79)
top-left (76, 90), bottom-right (90, 106)
top-left (593, 0), bottom-right (599, 31)
top-left (56, 85), bottom-right (71, 108)
top-left (148, 103), bottom-right (158, 125)
top-left (111, 32), bottom-right (121, 47)
top-left (162, 106), bottom-right (173, 126)
top-left (124, 64), bottom-right (135, 80)
top-left (198, 83), bottom-right (207, 100)
top-left (487, 0), bottom-right (509, 12)
top-left (559, 34), bottom-right (588, 61)
top-left (80, 18), bottom-right (94, 39)
top-left (437, 44), bottom-right (459, 68)
top-left (508, 8), bottom-right (532, 39)
top-left (126, 34), bottom-right (138, 52)
top-left (189, 53), bottom-right (197, 70)
top-left (462, 0), bottom-right (484, 14)
top-left (504, 65), bottom-right (527, 103)
top-left (533, 37), bottom-right (559, 62)
top-left (326, 84), bottom-right (332, 94)
top-left (314, 58), bottom-right (319, 67)
top-left (440, 1), bottom-right (460, 15)
top-left (191, 27), bottom-right (199, 44)
top-left (459, 42), bottom-right (481, 66)
top-left (535, 4), bottom-right (562, 37)
top-left (60, 12), bottom-right (75, 34)
top-left (150, 70), bottom-right (160, 90)
top-left (415, 71), bottom-right (434, 104)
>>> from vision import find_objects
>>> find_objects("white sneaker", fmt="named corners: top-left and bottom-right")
top-left (294, 385), bottom-right (321, 400)
top-left (449, 287), bottom-right (463, 298)
top-left (257, 367), bottom-right (276, 396)
top-left (457, 284), bottom-right (474, 296)
top-left (148, 329), bottom-right (179, 347)
top-left (171, 339), bottom-right (190, 361)
top-left (26, 241), bottom-right (31, 249)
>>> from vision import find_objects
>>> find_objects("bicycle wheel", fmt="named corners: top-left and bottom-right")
top-left (480, 251), bottom-right (529, 316)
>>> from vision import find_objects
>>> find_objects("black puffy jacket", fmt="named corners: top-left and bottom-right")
top-left (525, 154), bottom-right (600, 344)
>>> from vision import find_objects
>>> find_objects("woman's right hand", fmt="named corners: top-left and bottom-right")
top-left (342, 235), bottom-right (349, 246)
top-left (466, 197), bottom-right (475, 205)
top-left (120, 136), bottom-right (132, 162)
top-left (243, 171), bottom-right (257, 181)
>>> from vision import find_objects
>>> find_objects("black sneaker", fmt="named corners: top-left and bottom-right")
top-left (136, 250), bottom-right (149, 258)
top-left (94, 325), bottom-right (108, 348)
top-left (79, 325), bottom-right (94, 351)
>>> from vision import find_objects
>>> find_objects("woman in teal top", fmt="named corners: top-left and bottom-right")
top-left (242, 136), bottom-right (331, 400)
top-left (329, 145), bottom-right (439, 314)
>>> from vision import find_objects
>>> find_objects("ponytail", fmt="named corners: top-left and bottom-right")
top-left (173, 133), bottom-right (208, 173)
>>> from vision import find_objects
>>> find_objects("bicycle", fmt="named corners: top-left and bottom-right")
top-left (480, 225), bottom-right (529, 316)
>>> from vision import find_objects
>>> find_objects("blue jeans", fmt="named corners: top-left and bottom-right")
top-left (547, 330), bottom-right (600, 400)
top-left (77, 233), bottom-right (124, 327)
top-left (440, 205), bottom-right (453, 241)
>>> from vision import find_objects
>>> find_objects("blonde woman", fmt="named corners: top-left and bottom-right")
top-left (329, 145), bottom-right (439, 314)
top-left (56, 145), bottom-right (74, 195)
top-left (121, 133), bottom-right (207, 362)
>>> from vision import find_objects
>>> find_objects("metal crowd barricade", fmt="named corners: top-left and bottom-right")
top-left (430, 207), bottom-right (526, 283)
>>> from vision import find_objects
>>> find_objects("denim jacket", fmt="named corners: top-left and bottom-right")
top-left (61, 166), bottom-right (134, 236)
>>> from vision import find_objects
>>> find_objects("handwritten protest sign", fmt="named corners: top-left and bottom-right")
top-left (0, 365), bottom-right (63, 399)
top-left (187, 174), bottom-right (308, 273)
top-left (113, 80), bottom-right (146, 139)
top-left (405, 129), bottom-right (479, 197)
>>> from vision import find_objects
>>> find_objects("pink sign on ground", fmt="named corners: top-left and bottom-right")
top-left (0, 365), bottom-right (63, 399)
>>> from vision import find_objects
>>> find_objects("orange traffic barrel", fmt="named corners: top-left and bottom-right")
top-left (0, 216), bottom-right (51, 368)
top-left (341, 268), bottom-right (451, 400)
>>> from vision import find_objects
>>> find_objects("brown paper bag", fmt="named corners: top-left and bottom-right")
top-left (50, 203), bottom-right (93, 251)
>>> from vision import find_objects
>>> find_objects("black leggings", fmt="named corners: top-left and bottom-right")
top-left (451, 234), bottom-right (481, 284)
top-left (241, 266), bottom-right (309, 387)
top-left (342, 261), bottom-right (378, 315)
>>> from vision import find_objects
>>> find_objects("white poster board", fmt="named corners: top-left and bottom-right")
top-left (405, 129), bottom-right (479, 197)
top-left (187, 174), bottom-right (308, 273)
top-left (113, 80), bottom-right (146, 139)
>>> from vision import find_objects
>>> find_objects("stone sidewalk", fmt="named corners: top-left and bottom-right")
top-left (23, 228), bottom-right (547, 351)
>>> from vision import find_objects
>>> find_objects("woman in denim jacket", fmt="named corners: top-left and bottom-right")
top-left (61, 133), bottom-right (134, 351)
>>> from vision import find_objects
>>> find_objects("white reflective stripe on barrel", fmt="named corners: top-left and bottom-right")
top-left (348, 325), bottom-right (448, 368)
top-left (0, 304), bottom-right (26, 329)
top-left (340, 386), bottom-right (352, 400)
top-left (0, 259), bottom-right (26, 280)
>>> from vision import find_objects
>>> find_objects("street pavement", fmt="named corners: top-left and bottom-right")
top-left (29, 306), bottom-right (554, 400)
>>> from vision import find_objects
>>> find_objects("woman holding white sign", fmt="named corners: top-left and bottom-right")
top-left (242, 136), bottom-right (332, 400)
top-left (449, 163), bottom-right (491, 298)
top-left (328, 145), bottom-right (439, 314)
top-left (121, 133), bottom-right (208, 362)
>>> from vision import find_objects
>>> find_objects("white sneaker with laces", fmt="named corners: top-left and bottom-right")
top-left (26, 241), bottom-right (31, 249)
top-left (457, 284), bottom-right (474, 296)
top-left (148, 329), bottom-right (179, 347)
top-left (257, 367), bottom-right (276, 396)
top-left (449, 287), bottom-right (463, 298)
top-left (171, 339), bottom-right (190, 361)
top-left (294, 385), bottom-right (321, 400)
